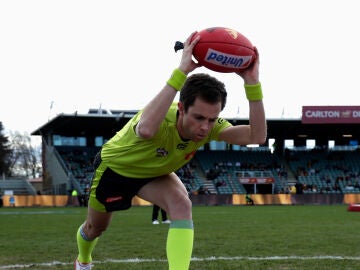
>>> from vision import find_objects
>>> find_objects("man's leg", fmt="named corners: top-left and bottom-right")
top-left (166, 220), bottom-right (194, 270)
top-left (160, 208), bottom-right (168, 221)
top-left (152, 204), bottom-right (160, 221)
top-left (138, 173), bottom-right (193, 270)
top-left (76, 207), bottom-right (112, 263)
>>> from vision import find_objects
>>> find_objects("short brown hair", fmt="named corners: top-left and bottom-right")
top-left (179, 73), bottom-right (227, 112)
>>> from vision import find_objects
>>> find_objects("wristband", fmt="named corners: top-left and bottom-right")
top-left (167, 68), bottom-right (187, 91)
top-left (244, 82), bottom-right (263, 101)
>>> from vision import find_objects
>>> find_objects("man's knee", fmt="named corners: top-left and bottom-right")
top-left (84, 220), bottom-right (108, 239)
top-left (168, 195), bottom-right (192, 220)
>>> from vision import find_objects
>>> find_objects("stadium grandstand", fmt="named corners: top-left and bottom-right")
top-left (4, 105), bottom-right (357, 206)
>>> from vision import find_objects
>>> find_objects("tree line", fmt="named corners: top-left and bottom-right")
top-left (0, 122), bottom-right (41, 179)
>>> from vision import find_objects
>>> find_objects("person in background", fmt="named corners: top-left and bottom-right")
top-left (9, 195), bottom-right (15, 207)
top-left (152, 204), bottom-right (171, 224)
top-left (295, 180), bottom-right (304, 194)
top-left (245, 193), bottom-right (254, 205)
top-left (72, 189), bottom-right (79, 206)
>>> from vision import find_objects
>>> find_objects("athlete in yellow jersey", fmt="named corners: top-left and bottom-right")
top-left (74, 32), bottom-right (267, 270)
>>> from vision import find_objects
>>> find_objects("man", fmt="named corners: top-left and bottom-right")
top-left (74, 32), bottom-right (266, 270)
top-left (152, 204), bottom-right (171, 224)
top-left (246, 193), bottom-right (255, 205)
top-left (71, 189), bottom-right (79, 206)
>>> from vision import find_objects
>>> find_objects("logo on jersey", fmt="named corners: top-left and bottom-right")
top-left (156, 148), bottom-right (168, 157)
top-left (185, 151), bottom-right (196, 160)
top-left (177, 142), bottom-right (189, 150)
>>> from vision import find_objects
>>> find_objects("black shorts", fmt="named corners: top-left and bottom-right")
top-left (91, 152), bottom-right (155, 212)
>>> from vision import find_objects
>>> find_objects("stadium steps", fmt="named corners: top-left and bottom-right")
top-left (190, 158), bottom-right (218, 194)
top-left (0, 179), bottom-right (37, 195)
top-left (202, 180), bottom-right (217, 194)
top-left (278, 155), bottom-right (297, 185)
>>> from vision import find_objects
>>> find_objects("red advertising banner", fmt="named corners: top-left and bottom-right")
top-left (302, 106), bottom-right (360, 124)
top-left (238, 177), bottom-right (274, 184)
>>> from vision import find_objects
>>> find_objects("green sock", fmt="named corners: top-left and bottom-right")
top-left (76, 224), bottom-right (98, 263)
top-left (166, 220), bottom-right (194, 270)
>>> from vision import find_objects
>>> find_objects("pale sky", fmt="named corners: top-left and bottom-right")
top-left (1, 0), bottom-right (359, 138)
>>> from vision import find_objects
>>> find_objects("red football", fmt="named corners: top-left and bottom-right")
top-left (191, 27), bottom-right (256, 73)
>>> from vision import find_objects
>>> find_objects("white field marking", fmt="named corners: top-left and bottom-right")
top-left (0, 210), bottom-right (81, 215)
top-left (1, 256), bottom-right (360, 269)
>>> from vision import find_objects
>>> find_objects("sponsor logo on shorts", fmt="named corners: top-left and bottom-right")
top-left (105, 196), bottom-right (123, 203)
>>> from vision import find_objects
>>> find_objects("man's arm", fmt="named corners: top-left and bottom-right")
top-left (219, 48), bottom-right (267, 146)
top-left (136, 33), bottom-right (200, 139)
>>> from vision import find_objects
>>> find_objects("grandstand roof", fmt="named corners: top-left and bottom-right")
top-left (31, 110), bottom-right (360, 142)
top-left (31, 110), bottom-right (138, 138)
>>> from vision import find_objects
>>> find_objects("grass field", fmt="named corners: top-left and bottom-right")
top-left (0, 204), bottom-right (359, 269)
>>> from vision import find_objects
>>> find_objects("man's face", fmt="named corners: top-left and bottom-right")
top-left (177, 98), bottom-right (222, 142)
